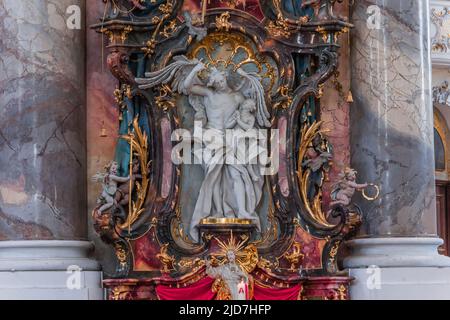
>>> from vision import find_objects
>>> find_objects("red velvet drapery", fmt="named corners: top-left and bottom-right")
top-left (156, 277), bottom-right (216, 300)
top-left (156, 277), bottom-right (302, 300)
top-left (253, 283), bottom-right (302, 300)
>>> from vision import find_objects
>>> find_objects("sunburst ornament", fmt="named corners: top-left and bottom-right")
top-left (211, 231), bottom-right (259, 273)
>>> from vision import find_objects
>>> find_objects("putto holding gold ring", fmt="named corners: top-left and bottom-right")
top-left (330, 167), bottom-right (379, 208)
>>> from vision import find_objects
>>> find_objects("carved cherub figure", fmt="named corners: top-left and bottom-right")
top-left (92, 161), bottom-right (130, 213)
top-left (302, 142), bottom-right (332, 172)
top-left (302, 134), bottom-right (332, 201)
top-left (114, 158), bottom-right (141, 207)
top-left (330, 168), bottom-right (368, 207)
top-left (183, 11), bottom-right (207, 41)
top-left (225, 99), bottom-right (256, 130)
top-left (225, 99), bottom-right (260, 182)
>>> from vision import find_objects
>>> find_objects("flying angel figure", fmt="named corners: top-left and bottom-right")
top-left (135, 55), bottom-right (271, 242)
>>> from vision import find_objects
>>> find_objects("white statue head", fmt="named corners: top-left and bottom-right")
top-left (207, 67), bottom-right (229, 92)
top-left (344, 167), bottom-right (357, 181)
top-left (226, 250), bottom-right (236, 263)
top-left (241, 99), bottom-right (256, 113)
top-left (106, 161), bottom-right (119, 175)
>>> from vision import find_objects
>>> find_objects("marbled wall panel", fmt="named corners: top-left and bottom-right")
top-left (350, 0), bottom-right (437, 237)
top-left (86, 0), bottom-right (118, 275)
top-left (0, 0), bottom-right (86, 240)
top-left (321, 2), bottom-right (351, 209)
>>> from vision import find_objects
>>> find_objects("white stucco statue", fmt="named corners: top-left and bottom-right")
top-left (92, 161), bottom-right (130, 213)
top-left (136, 55), bottom-right (271, 241)
top-left (206, 250), bottom-right (249, 300)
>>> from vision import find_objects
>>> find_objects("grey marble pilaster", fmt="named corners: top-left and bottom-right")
top-left (0, 0), bottom-right (87, 240)
top-left (350, 0), bottom-right (437, 237)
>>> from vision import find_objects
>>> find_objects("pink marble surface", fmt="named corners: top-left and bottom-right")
top-left (320, 2), bottom-right (350, 210)
top-left (161, 118), bottom-right (173, 199)
top-left (86, 0), bottom-right (119, 274)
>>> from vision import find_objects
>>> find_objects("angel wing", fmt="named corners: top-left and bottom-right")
top-left (135, 55), bottom-right (201, 95)
top-left (236, 68), bottom-right (271, 127)
top-left (135, 55), bottom-right (206, 117)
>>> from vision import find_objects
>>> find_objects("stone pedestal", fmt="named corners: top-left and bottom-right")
top-left (198, 218), bottom-right (257, 243)
top-left (0, 241), bottom-right (103, 300)
top-left (0, 0), bottom-right (102, 299)
top-left (347, 0), bottom-right (450, 299)
top-left (347, 267), bottom-right (450, 300)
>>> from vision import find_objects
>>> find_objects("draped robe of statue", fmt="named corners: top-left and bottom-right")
top-left (191, 121), bottom-right (264, 237)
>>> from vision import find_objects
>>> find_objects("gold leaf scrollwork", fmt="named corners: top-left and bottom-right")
top-left (100, 25), bottom-right (133, 45)
top-left (178, 257), bottom-right (205, 271)
top-left (266, 19), bottom-right (290, 38)
top-left (188, 32), bottom-right (276, 93)
top-left (141, 0), bottom-right (176, 57)
top-left (274, 85), bottom-right (293, 109)
top-left (316, 26), bottom-right (330, 43)
top-left (155, 84), bottom-right (176, 110)
top-left (212, 233), bottom-right (259, 273)
top-left (283, 242), bottom-right (304, 272)
top-left (218, 0), bottom-right (246, 8)
top-left (212, 274), bottom-right (255, 301)
top-left (266, 0), bottom-right (291, 38)
top-left (337, 285), bottom-right (347, 300)
top-left (161, 19), bottom-right (178, 38)
top-left (114, 244), bottom-right (128, 270)
top-left (238, 244), bottom-right (259, 274)
top-left (212, 278), bottom-right (232, 300)
top-left (118, 117), bottom-right (150, 230)
top-left (110, 286), bottom-right (131, 300)
top-left (297, 121), bottom-right (336, 228)
top-left (328, 240), bottom-right (340, 266)
top-left (215, 12), bottom-right (232, 32)
top-left (157, 243), bottom-right (176, 274)
top-left (257, 257), bottom-right (277, 270)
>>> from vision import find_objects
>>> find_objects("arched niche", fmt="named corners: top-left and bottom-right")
top-left (434, 106), bottom-right (450, 181)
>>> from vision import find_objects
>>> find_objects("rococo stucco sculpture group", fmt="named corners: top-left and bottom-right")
top-left (135, 55), bottom-right (270, 241)
top-left (91, 0), bottom-right (374, 301)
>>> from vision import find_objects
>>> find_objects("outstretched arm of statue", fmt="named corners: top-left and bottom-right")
top-left (91, 172), bottom-right (105, 182)
top-left (205, 260), bottom-right (220, 278)
top-left (183, 62), bottom-right (210, 97)
top-left (347, 180), bottom-right (368, 190)
top-left (110, 175), bottom-right (130, 183)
